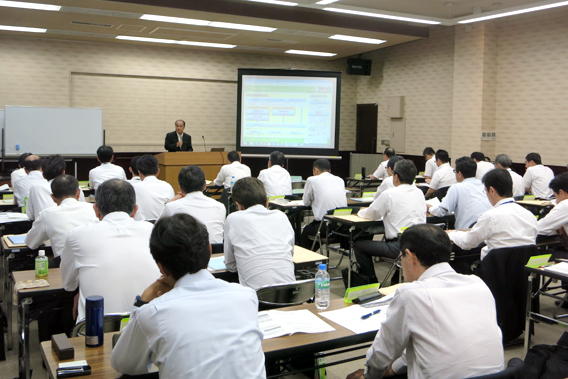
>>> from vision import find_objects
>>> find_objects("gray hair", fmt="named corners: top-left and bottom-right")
top-left (494, 154), bottom-right (512, 168)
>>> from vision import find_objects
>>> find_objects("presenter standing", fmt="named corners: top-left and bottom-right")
top-left (164, 119), bottom-right (193, 152)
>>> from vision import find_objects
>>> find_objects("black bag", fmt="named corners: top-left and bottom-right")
top-left (341, 267), bottom-right (371, 289)
top-left (523, 332), bottom-right (568, 379)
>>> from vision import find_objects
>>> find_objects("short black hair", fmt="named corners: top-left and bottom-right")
top-left (471, 152), bottom-right (485, 162)
top-left (400, 224), bottom-right (451, 267)
top-left (227, 151), bottom-right (240, 163)
top-left (136, 154), bottom-right (159, 176)
top-left (97, 145), bottom-right (114, 163)
top-left (18, 152), bottom-right (32, 168)
top-left (525, 152), bottom-right (542, 165)
top-left (178, 165), bottom-right (205, 193)
top-left (95, 179), bottom-right (136, 216)
top-left (455, 156), bottom-right (477, 179)
top-left (384, 147), bottom-right (396, 158)
top-left (130, 156), bottom-right (140, 176)
top-left (494, 154), bottom-right (512, 168)
top-left (51, 175), bottom-right (79, 199)
top-left (393, 159), bottom-right (417, 185)
top-left (313, 159), bottom-right (331, 172)
top-left (387, 155), bottom-right (404, 171)
top-left (42, 154), bottom-right (66, 181)
top-left (422, 147), bottom-right (435, 157)
top-left (269, 151), bottom-right (285, 167)
top-left (231, 177), bottom-right (266, 209)
top-left (150, 214), bottom-right (210, 280)
top-left (549, 173), bottom-right (568, 195)
top-left (24, 155), bottom-right (42, 171)
top-left (483, 168), bottom-right (513, 198)
top-left (435, 149), bottom-right (450, 163)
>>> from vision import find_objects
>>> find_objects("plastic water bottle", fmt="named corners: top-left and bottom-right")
top-left (230, 175), bottom-right (235, 188)
top-left (315, 264), bottom-right (330, 311)
top-left (35, 250), bottom-right (48, 277)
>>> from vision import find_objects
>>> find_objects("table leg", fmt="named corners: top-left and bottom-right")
top-left (524, 272), bottom-right (535, 356)
top-left (347, 226), bottom-right (355, 288)
top-left (5, 253), bottom-right (13, 350)
top-left (18, 297), bottom-right (32, 379)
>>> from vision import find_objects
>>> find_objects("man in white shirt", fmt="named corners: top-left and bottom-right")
top-left (347, 224), bottom-right (504, 379)
top-left (133, 155), bottom-right (175, 221)
top-left (88, 145), bottom-right (127, 190)
top-left (11, 152), bottom-right (31, 186)
top-left (13, 155), bottom-right (45, 207)
top-left (111, 214), bottom-right (265, 379)
top-left (425, 149), bottom-right (457, 200)
top-left (523, 152), bottom-right (555, 199)
top-left (300, 158), bottom-right (347, 250)
top-left (449, 168), bottom-right (538, 260)
top-left (258, 151), bottom-right (292, 197)
top-left (428, 157), bottom-right (492, 229)
top-left (354, 160), bottom-right (426, 283)
top-left (537, 173), bottom-right (568, 239)
top-left (370, 147), bottom-right (395, 180)
top-left (373, 156), bottom-right (404, 200)
top-left (128, 156), bottom-right (141, 185)
top-left (471, 151), bottom-right (495, 180)
top-left (159, 165), bottom-right (225, 243)
top-left (61, 179), bottom-right (160, 321)
top-left (224, 177), bottom-right (295, 290)
top-left (422, 147), bottom-right (437, 182)
top-left (495, 154), bottom-right (525, 197)
top-left (26, 175), bottom-right (97, 267)
top-left (213, 150), bottom-right (251, 188)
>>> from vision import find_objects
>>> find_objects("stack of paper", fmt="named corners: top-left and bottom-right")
top-left (258, 309), bottom-right (335, 339)
top-left (207, 257), bottom-right (226, 271)
top-left (320, 294), bottom-right (394, 334)
top-left (544, 262), bottom-right (568, 275)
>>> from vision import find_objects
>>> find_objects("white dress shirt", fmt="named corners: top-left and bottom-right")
top-left (372, 160), bottom-right (388, 179)
top-left (213, 161), bottom-right (251, 188)
top-left (429, 163), bottom-right (457, 190)
top-left (429, 178), bottom-right (492, 229)
top-left (258, 165), bottom-right (292, 197)
top-left (88, 162), bottom-right (127, 190)
top-left (424, 157), bottom-right (438, 178)
top-left (449, 198), bottom-right (538, 260)
top-left (509, 169), bottom-right (525, 197)
top-left (25, 198), bottom-right (97, 258)
top-left (133, 176), bottom-right (175, 221)
top-left (358, 184), bottom-right (426, 240)
top-left (61, 212), bottom-right (160, 321)
top-left (128, 176), bottom-right (141, 186)
top-left (475, 161), bottom-right (495, 180)
top-left (224, 205), bottom-right (295, 290)
top-left (159, 191), bottom-right (226, 244)
top-left (373, 176), bottom-right (394, 200)
top-left (523, 165), bottom-right (554, 199)
top-left (111, 270), bottom-right (266, 379)
top-left (11, 168), bottom-right (26, 185)
top-left (26, 179), bottom-right (87, 221)
top-left (303, 172), bottom-right (347, 221)
top-left (537, 200), bottom-right (568, 235)
top-left (13, 170), bottom-right (45, 207)
top-left (365, 263), bottom-right (504, 379)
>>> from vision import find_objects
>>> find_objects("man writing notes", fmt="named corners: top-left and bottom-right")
top-left (13, 155), bottom-right (44, 207)
top-left (11, 152), bottom-right (31, 186)
top-left (523, 152), bottom-right (555, 199)
top-left (471, 151), bottom-right (495, 180)
top-left (494, 154), bottom-right (525, 198)
top-left (111, 214), bottom-right (266, 379)
top-left (422, 147), bottom-right (437, 182)
top-left (88, 145), bottom-right (127, 190)
top-left (424, 149), bottom-right (456, 200)
top-left (133, 154), bottom-right (175, 221)
top-left (373, 156), bottom-right (404, 200)
top-left (537, 173), bottom-right (568, 248)
top-left (258, 151), bottom-right (292, 197)
top-left (164, 119), bottom-right (193, 152)
top-left (370, 147), bottom-right (395, 180)
top-left (213, 151), bottom-right (251, 188)
top-left (347, 224), bottom-right (504, 379)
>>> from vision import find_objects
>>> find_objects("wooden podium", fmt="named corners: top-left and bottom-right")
top-left (155, 152), bottom-right (228, 192)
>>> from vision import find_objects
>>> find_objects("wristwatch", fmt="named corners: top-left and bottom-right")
top-left (134, 295), bottom-right (148, 307)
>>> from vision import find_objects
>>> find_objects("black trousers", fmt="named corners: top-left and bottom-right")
top-left (300, 220), bottom-right (326, 251)
top-left (353, 238), bottom-right (399, 280)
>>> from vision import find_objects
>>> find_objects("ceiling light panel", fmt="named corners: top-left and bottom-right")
top-left (0, 24), bottom-right (46, 32)
top-left (458, 0), bottom-right (568, 23)
top-left (315, 0), bottom-right (340, 4)
top-left (0, 0), bottom-right (60, 11)
top-left (324, 7), bottom-right (441, 25)
top-left (116, 35), bottom-right (236, 49)
top-left (209, 22), bottom-right (276, 32)
top-left (140, 14), bottom-right (210, 26)
top-left (285, 49), bottom-right (336, 57)
top-left (245, 0), bottom-right (297, 6)
top-left (329, 34), bottom-right (386, 44)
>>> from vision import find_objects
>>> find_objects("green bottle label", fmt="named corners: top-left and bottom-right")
top-left (35, 259), bottom-right (48, 276)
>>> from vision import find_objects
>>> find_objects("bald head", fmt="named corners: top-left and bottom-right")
top-left (24, 155), bottom-right (42, 172)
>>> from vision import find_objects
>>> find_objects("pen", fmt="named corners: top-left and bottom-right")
top-left (361, 309), bottom-right (381, 320)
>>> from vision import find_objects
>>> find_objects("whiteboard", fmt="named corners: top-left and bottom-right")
top-left (4, 106), bottom-right (103, 156)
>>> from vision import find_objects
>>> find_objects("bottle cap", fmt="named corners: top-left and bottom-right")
top-left (319, 263), bottom-right (327, 270)
top-left (86, 295), bottom-right (104, 309)
top-left (38, 250), bottom-right (45, 256)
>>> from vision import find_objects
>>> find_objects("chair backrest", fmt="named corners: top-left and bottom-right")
top-left (71, 312), bottom-right (131, 337)
top-left (211, 243), bottom-right (224, 255)
top-left (465, 357), bottom-right (524, 379)
top-left (256, 279), bottom-right (315, 310)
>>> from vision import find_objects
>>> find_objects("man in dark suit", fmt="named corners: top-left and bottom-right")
top-left (164, 119), bottom-right (193, 152)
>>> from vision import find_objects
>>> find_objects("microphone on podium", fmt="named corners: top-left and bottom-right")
top-left (202, 136), bottom-right (207, 152)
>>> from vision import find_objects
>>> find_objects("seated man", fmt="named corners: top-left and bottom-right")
top-left (523, 152), bottom-right (555, 198)
top-left (224, 177), bottom-right (295, 290)
top-left (111, 214), bottom-right (265, 378)
top-left (133, 154), bottom-right (175, 221)
top-left (428, 156), bottom-right (492, 229)
top-left (300, 158), bottom-right (347, 250)
top-left (25, 175), bottom-right (97, 267)
top-left (494, 153), bottom-right (525, 197)
top-left (61, 179), bottom-right (160, 321)
top-left (370, 147), bottom-right (395, 180)
top-left (347, 224), bottom-right (504, 379)
top-left (449, 168), bottom-right (538, 260)
top-left (354, 160), bottom-right (426, 283)
top-left (88, 145), bottom-right (127, 190)
top-left (425, 149), bottom-right (456, 200)
top-left (373, 155), bottom-right (404, 200)
top-left (471, 151), bottom-right (495, 180)
top-left (213, 150), bottom-right (251, 188)
top-left (537, 172), bottom-right (568, 246)
top-left (11, 152), bottom-right (31, 186)
top-left (422, 147), bottom-right (437, 182)
top-left (258, 151), bottom-right (292, 197)
top-left (159, 165), bottom-right (225, 244)
top-left (128, 156), bottom-right (141, 185)
top-left (13, 155), bottom-right (44, 207)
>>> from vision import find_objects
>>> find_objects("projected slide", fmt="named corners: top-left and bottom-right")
top-left (240, 76), bottom-right (337, 149)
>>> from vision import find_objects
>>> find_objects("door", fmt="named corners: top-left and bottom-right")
top-left (356, 104), bottom-right (378, 153)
